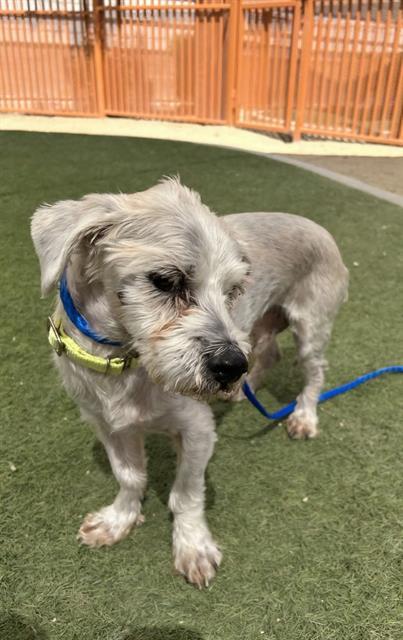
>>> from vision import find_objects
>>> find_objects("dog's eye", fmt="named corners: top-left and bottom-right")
top-left (149, 272), bottom-right (177, 293)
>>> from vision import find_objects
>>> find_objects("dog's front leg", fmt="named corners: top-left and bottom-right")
top-left (167, 400), bottom-right (222, 588)
top-left (78, 426), bottom-right (147, 547)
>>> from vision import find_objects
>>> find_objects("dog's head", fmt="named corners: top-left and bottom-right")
top-left (31, 178), bottom-right (251, 397)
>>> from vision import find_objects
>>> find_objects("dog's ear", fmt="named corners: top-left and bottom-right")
top-left (31, 194), bottom-right (126, 296)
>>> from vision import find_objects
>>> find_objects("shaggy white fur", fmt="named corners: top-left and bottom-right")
top-left (31, 178), bottom-right (348, 587)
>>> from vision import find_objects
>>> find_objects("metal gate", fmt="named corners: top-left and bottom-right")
top-left (234, 0), bottom-right (403, 144)
top-left (0, 0), bottom-right (99, 116)
top-left (0, 0), bottom-right (402, 144)
top-left (98, 0), bottom-right (232, 122)
top-left (233, 0), bottom-right (301, 134)
top-left (0, 0), bottom-right (235, 123)
top-left (298, 0), bottom-right (403, 144)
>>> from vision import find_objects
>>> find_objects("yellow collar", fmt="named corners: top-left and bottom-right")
top-left (47, 317), bottom-right (139, 375)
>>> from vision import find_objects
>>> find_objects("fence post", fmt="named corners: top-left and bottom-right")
top-left (226, 0), bottom-right (242, 125)
top-left (93, 0), bottom-right (106, 116)
top-left (285, 0), bottom-right (302, 133)
top-left (293, 0), bottom-right (314, 141)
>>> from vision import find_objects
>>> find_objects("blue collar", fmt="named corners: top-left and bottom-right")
top-left (59, 272), bottom-right (122, 347)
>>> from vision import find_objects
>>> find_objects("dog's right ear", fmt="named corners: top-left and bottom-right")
top-left (31, 194), bottom-right (126, 296)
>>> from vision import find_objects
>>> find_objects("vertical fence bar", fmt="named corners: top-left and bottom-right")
top-left (8, 0), bottom-right (21, 110)
top-left (67, 0), bottom-right (81, 113)
top-left (379, 12), bottom-right (401, 137)
top-left (120, 5), bottom-right (129, 113)
top-left (114, 3), bottom-right (124, 113)
top-left (51, 0), bottom-right (63, 110)
top-left (93, 0), bottom-right (105, 115)
top-left (203, 8), bottom-right (208, 119)
top-left (33, 0), bottom-right (49, 111)
top-left (143, 8), bottom-right (151, 115)
top-left (41, 0), bottom-right (55, 112)
top-left (61, 0), bottom-right (76, 112)
top-left (369, 9), bottom-right (391, 137)
top-left (307, 1), bottom-right (322, 128)
top-left (359, 9), bottom-right (381, 136)
top-left (389, 59), bottom-right (403, 140)
top-left (178, 7), bottom-right (185, 117)
top-left (257, 8), bottom-right (268, 121)
top-left (316, 0), bottom-right (332, 130)
top-left (333, 9), bottom-right (350, 132)
top-left (294, 0), bottom-right (314, 140)
top-left (5, 0), bottom-right (22, 110)
top-left (217, 8), bottom-right (224, 120)
top-left (246, 9), bottom-right (256, 123)
top-left (351, 11), bottom-right (370, 136)
top-left (270, 10), bottom-right (280, 123)
top-left (226, 0), bottom-right (241, 124)
top-left (20, 0), bottom-right (36, 110)
top-left (0, 2), bottom-right (12, 110)
top-left (285, 0), bottom-right (301, 131)
top-left (324, 5), bottom-right (342, 131)
top-left (0, 10), bottom-right (10, 109)
top-left (277, 9), bottom-right (287, 124)
top-left (342, 6), bottom-right (361, 132)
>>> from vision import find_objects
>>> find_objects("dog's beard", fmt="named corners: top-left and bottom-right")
top-left (139, 340), bottom-right (242, 399)
top-left (146, 358), bottom-right (218, 399)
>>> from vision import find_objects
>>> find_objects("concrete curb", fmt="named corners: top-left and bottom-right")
top-left (1, 114), bottom-right (402, 157)
top-left (267, 154), bottom-right (403, 208)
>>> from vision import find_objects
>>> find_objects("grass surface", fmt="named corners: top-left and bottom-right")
top-left (1, 131), bottom-right (402, 640)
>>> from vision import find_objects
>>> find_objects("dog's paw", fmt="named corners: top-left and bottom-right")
top-left (287, 410), bottom-right (318, 440)
top-left (78, 506), bottom-right (144, 547)
top-left (173, 526), bottom-right (222, 588)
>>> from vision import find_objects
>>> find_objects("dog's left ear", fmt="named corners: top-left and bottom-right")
top-left (31, 194), bottom-right (127, 296)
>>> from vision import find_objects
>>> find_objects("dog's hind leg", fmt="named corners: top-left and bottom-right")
top-left (78, 424), bottom-right (147, 547)
top-left (165, 400), bottom-right (222, 588)
top-left (285, 314), bottom-right (331, 439)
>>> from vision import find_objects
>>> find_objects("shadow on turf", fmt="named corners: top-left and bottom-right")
top-left (0, 616), bottom-right (204, 640)
top-left (0, 614), bottom-right (47, 640)
top-left (122, 627), bottom-right (204, 640)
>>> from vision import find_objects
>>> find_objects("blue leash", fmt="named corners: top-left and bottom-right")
top-left (242, 366), bottom-right (403, 422)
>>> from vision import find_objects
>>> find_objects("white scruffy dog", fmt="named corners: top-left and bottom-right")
top-left (31, 178), bottom-right (348, 587)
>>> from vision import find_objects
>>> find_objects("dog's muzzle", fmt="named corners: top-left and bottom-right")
top-left (205, 344), bottom-right (248, 388)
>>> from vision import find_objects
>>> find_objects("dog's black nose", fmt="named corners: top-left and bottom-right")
top-left (206, 346), bottom-right (248, 386)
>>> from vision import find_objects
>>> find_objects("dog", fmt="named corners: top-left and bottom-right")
top-left (31, 178), bottom-right (348, 587)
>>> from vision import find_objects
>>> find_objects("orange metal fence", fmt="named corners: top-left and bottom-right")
top-left (234, 1), bottom-right (302, 133)
top-left (298, 0), bottom-right (403, 143)
top-left (100, 1), bottom-right (231, 122)
top-left (0, 0), bottom-right (402, 144)
top-left (0, 1), bottom-right (99, 116)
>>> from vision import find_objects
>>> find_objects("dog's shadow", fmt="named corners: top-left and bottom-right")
top-left (0, 615), bottom-right (203, 640)
top-left (93, 434), bottom-right (216, 510)
top-left (0, 614), bottom-right (48, 640)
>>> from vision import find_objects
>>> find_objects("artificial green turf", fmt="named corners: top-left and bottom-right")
top-left (1, 130), bottom-right (402, 640)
